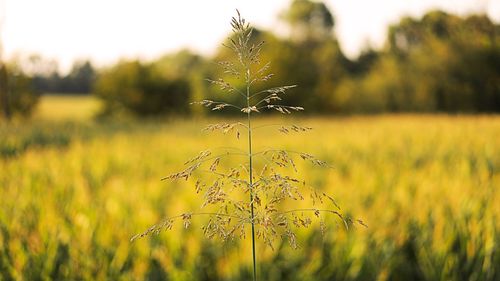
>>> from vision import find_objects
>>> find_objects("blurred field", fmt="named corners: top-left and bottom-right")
top-left (1, 96), bottom-right (499, 280)
top-left (33, 94), bottom-right (102, 121)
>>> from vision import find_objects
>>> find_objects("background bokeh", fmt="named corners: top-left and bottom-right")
top-left (1, 0), bottom-right (499, 280)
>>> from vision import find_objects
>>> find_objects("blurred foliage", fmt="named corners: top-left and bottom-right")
top-left (154, 51), bottom-right (210, 116)
top-left (7, 55), bottom-right (97, 95)
top-left (0, 63), bottom-right (8, 118)
top-left (280, 0), bottom-right (335, 42)
top-left (210, 0), bottom-right (346, 114)
top-left (335, 11), bottom-right (500, 113)
top-left (48, 60), bottom-right (96, 94)
top-left (2, 1), bottom-right (498, 117)
top-left (93, 60), bottom-right (190, 117)
top-left (0, 122), bottom-right (71, 158)
top-left (0, 62), bottom-right (40, 120)
top-left (91, 1), bottom-right (499, 116)
top-left (1, 115), bottom-right (499, 280)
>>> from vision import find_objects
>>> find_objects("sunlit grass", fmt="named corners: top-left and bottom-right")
top-left (0, 114), bottom-right (499, 280)
top-left (0, 112), bottom-right (500, 280)
top-left (33, 94), bottom-right (102, 121)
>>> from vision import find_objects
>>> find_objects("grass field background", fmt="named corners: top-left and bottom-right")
top-left (33, 94), bottom-right (102, 121)
top-left (1, 95), bottom-right (499, 280)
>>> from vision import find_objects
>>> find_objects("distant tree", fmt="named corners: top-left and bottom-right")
top-left (154, 50), bottom-right (209, 114)
top-left (345, 46), bottom-right (379, 76)
top-left (0, 33), bottom-right (11, 119)
top-left (277, 0), bottom-right (349, 112)
top-left (19, 56), bottom-right (96, 94)
top-left (337, 11), bottom-right (500, 113)
top-left (204, 7), bottom-right (500, 114)
top-left (66, 60), bottom-right (96, 94)
top-left (93, 60), bottom-right (190, 116)
top-left (0, 62), bottom-right (40, 118)
top-left (280, 0), bottom-right (334, 43)
top-left (0, 13), bottom-right (10, 120)
top-left (155, 50), bottom-right (206, 79)
top-left (0, 62), bottom-right (11, 119)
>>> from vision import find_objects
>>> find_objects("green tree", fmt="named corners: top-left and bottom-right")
top-left (278, 0), bottom-right (348, 112)
top-left (394, 11), bottom-right (499, 112)
top-left (65, 60), bottom-right (96, 93)
top-left (281, 0), bottom-right (334, 43)
top-left (1, 63), bottom-right (40, 118)
top-left (338, 10), bottom-right (500, 113)
top-left (93, 60), bottom-right (190, 117)
top-left (154, 50), bottom-right (210, 115)
top-left (0, 62), bottom-right (10, 119)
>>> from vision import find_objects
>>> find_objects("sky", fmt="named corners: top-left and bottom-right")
top-left (0, 0), bottom-right (498, 73)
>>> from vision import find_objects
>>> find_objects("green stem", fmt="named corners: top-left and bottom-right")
top-left (247, 70), bottom-right (257, 281)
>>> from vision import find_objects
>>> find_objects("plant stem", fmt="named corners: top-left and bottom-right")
top-left (246, 69), bottom-right (257, 281)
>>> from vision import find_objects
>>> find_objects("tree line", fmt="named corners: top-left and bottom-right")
top-left (0, 57), bottom-right (96, 119)
top-left (33, 60), bottom-right (96, 94)
top-left (1, 0), bottom-right (499, 119)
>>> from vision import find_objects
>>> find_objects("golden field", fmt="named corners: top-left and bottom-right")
top-left (0, 96), bottom-right (499, 280)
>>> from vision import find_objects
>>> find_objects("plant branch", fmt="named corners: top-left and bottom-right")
top-left (131, 212), bottom-right (247, 242)
top-left (248, 85), bottom-right (297, 99)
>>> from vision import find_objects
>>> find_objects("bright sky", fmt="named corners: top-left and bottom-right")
top-left (1, 0), bottom-right (498, 72)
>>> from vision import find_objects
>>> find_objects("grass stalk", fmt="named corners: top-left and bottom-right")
top-left (246, 69), bottom-right (257, 281)
top-left (131, 10), bottom-right (360, 280)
